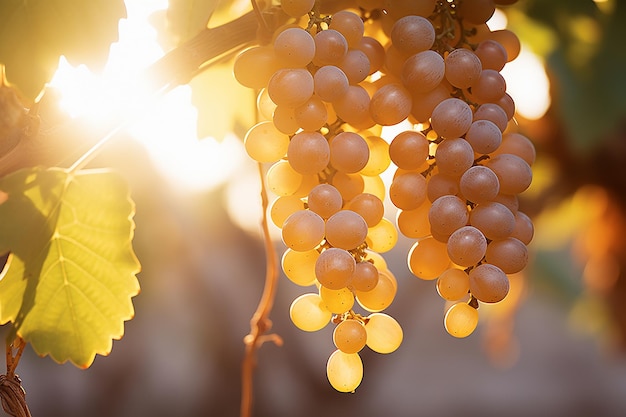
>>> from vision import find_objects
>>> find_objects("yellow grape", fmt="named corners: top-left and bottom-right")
top-left (351, 261), bottom-right (380, 292)
top-left (436, 268), bottom-right (470, 301)
top-left (345, 193), bottom-right (384, 227)
top-left (282, 248), bottom-right (319, 286)
top-left (389, 15), bottom-right (435, 54)
top-left (330, 132), bottom-right (370, 173)
top-left (361, 174), bottom-right (386, 201)
top-left (396, 201), bottom-right (431, 239)
top-left (356, 270), bottom-right (397, 312)
top-left (365, 312), bottom-right (403, 354)
top-left (269, 195), bottom-right (304, 228)
top-left (365, 218), bottom-right (398, 253)
top-left (332, 172), bottom-right (365, 201)
top-left (315, 248), bottom-right (356, 290)
top-left (389, 130), bottom-right (429, 171)
top-left (244, 121), bottom-right (289, 163)
top-left (268, 68), bottom-right (314, 108)
top-left (468, 263), bottom-right (510, 303)
top-left (288, 131), bottom-right (331, 175)
top-left (369, 83), bottom-right (412, 126)
top-left (233, 46), bottom-right (280, 89)
top-left (319, 285), bottom-right (355, 314)
top-left (389, 171), bottom-right (427, 210)
top-left (444, 302), bottom-right (478, 338)
top-left (290, 293), bottom-right (332, 332)
top-left (408, 237), bottom-right (450, 280)
top-left (273, 27), bottom-right (315, 68)
top-left (326, 350), bottom-right (363, 393)
top-left (333, 319), bottom-right (367, 353)
top-left (307, 183), bottom-right (343, 219)
top-left (282, 209), bottom-right (325, 251)
top-left (329, 10), bottom-right (365, 47)
top-left (360, 135), bottom-right (390, 176)
top-left (325, 210), bottom-right (369, 250)
top-left (266, 160), bottom-right (303, 197)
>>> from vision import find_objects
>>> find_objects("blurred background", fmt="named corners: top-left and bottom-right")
top-left (3, 0), bottom-right (626, 416)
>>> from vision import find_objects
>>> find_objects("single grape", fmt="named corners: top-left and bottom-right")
top-left (333, 319), bottom-right (368, 353)
top-left (434, 138), bottom-right (475, 178)
top-left (389, 130), bottom-right (429, 170)
top-left (396, 201), bottom-right (431, 239)
top-left (444, 47), bottom-right (482, 89)
top-left (390, 15), bottom-right (436, 54)
top-left (365, 312), bottom-right (403, 354)
top-left (282, 248), bottom-right (319, 286)
top-left (437, 268), bottom-right (470, 301)
top-left (351, 261), bottom-right (380, 292)
top-left (430, 98), bottom-right (473, 139)
top-left (356, 270), bottom-right (397, 312)
top-left (234, 46), bottom-right (280, 89)
top-left (468, 263), bottom-right (509, 303)
top-left (389, 171), bottom-right (428, 210)
top-left (270, 195), bottom-right (304, 228)
top-left (402, 50), bottom-right (445, 94)
top-left (365, 218), bottom-right (398, 253)
top-left (330, 132), bottom-right (370, 173)
top-left (288, 131), bottom-right (330, 175)
top-left (447, 225), bottom-right (488, 267)
top-left (315, 247), bottom-right (356, 290)
top-left (357, 36), bottom-right (386, 74)
top-left (469, 201), bottom-right (515, 240)
top-left (313, 29), bottom-right (349, 66)
top-left (485, 237), bottom-right (529, 274)
top-left (274, 27), bottom-right (316, 68)
top-left (294, 95), bottom-right (328, 131)
top-left (511, 210), bottom-right (534, 245)
top-left (408, 237), bottom-right (450, 280)
top-left (471, 69), bottom-right (506, 104)
top-left (459, 165), bottom-right (500, 204)
top-left (307, 184), bottom-right (343, 219)
top-left (428, 195), bottom-right (469, 239)
top-left (329, 10), bottom-right (365, 47)
top-left (338, 49), bottom-right (371, 84)
top-left (427, 173), bottom-right (460, 202)
top-left (268, 68), bottom-right (315, 108)
top-left (325, 210), bottom-right (369, 250)
top-left (266, 160), bottom-right (303, 196)
top-left (346, 193), bottom-right (384, 227)
top-left (332, 172), bottom-right (365, 201)
top-left (326, 350), bottom-right (363, 392)
top-left (319, 285), bottom-right (355, 314)
top-left (314, 65), bottom-right (350, 102)
top-left (474, 39), bottom-right (508, 71)
top-left (369, 83), bottom-right (412, 126)
top-left (244, 121), bottom-right (289, 163)
top-left (485, 153), bottom-right (533, 195)
top-left (282, 209), bottom-right (325, 251)
top-left (290, 293), bottom-right (332, 332)
top-left (444, 302), bottom-right (478, 338)
top-left (465, 119), bottom-right (502, 154)
top-left (361, 135), bottom-right (391, 176)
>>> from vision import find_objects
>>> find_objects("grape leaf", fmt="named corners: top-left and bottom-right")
top-left (0, 167), bottom-right (140, 368)
top-left (0, 0), bottom-right (126, 99)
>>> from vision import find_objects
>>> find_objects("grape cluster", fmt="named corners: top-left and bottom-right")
top-left (234, 0), bottom-right (533, 392)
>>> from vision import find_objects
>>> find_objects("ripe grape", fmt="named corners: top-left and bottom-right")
top-left (351, 261), bottom-right (380, 292)
top-left (369, 83), bottom-right (412, 126)
top-left (468, 263), bottom-right (509, 303)
top-left (290, 293), bottom-right (332, 332)
top-left (282, 209), bottom-right (325, 251)
top-left (333, 319), bottom-right (368, 354)
top-left (444, 302), bottom-right (478, 338)
top-left (244, 121), bottom-right (289, 163)
top-left (330, 132), bottom-right (370, 173)
top-left (325, 210), bottom-right (369, 250)
top-left (437, 268), bottom-right (470, 301)
top-left (288, 131), bottom-right (330, 175)
top-left (365, 312), bottom-right (403, 354)
top-left (327, 350), bottom-right (363, 392)
top-left (430, 98), bottom-right (473, 139)
top-left (390, 15), bottom-right (436, 55)
top-left (389, 130), bottom-right (429, 170)
top-left (485, 237), bottom-right (529, 274)
top-left (345, 193), bottom-right (384, 227)
top-left (274, 27), bottom-right (316, 68)
top-left (408, 237), bottom-right (450, 280)
top-left (314, 65), bottom-right (350, 102)
top-left (390, 171), bottom-right (428, 210)
top-left (282, 249), bottom-right (319, 286)
top-left (365, 218), bottom-right (398, 253)
top-left (307, 184), bottom-right (343, 219)
top-left (402, 50), bottom-right (445, 94)
top-left (447, 225), bottom-right (488, 267)
top-left (459, 165), bottom-right (500, 204)
top-left (444, 48), bottom-right (482, 89)
top-left (268, 68), bottom-right (315, 108)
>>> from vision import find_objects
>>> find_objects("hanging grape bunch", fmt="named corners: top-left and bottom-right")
top-left (234, 0), bottom-right (534, 392)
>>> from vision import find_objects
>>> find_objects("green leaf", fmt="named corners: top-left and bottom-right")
top-left (0, 167), bottom-right (140, 368)
top-left (0, 0), bottom-right (126, 99)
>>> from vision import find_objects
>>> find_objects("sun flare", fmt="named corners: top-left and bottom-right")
top-left (48, 0), bottom-right (246, 191)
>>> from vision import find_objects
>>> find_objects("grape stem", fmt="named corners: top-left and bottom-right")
top-left (240, 162), bottom-right (283, 417)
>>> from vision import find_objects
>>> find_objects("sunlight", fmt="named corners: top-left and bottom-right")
top-left (47, 0), bottom-right (246, 191)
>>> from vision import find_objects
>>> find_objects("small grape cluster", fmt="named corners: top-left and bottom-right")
top-left (234, 0), bottom-right (533, 392)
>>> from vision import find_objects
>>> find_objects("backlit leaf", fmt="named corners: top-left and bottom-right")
top-left (0, 167), bottom-right (140, 368)
top-left (0, 0), bottom-right (126, 98)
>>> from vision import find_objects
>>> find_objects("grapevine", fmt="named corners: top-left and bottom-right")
top-left (235, 0), bottom-right (534, 394)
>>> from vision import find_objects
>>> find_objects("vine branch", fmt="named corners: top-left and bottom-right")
top-left (240, 162), bottom-right (283, 417)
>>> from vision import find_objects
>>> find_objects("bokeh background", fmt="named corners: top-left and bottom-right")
top-left (3, 0), bottom-right (626, 416)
